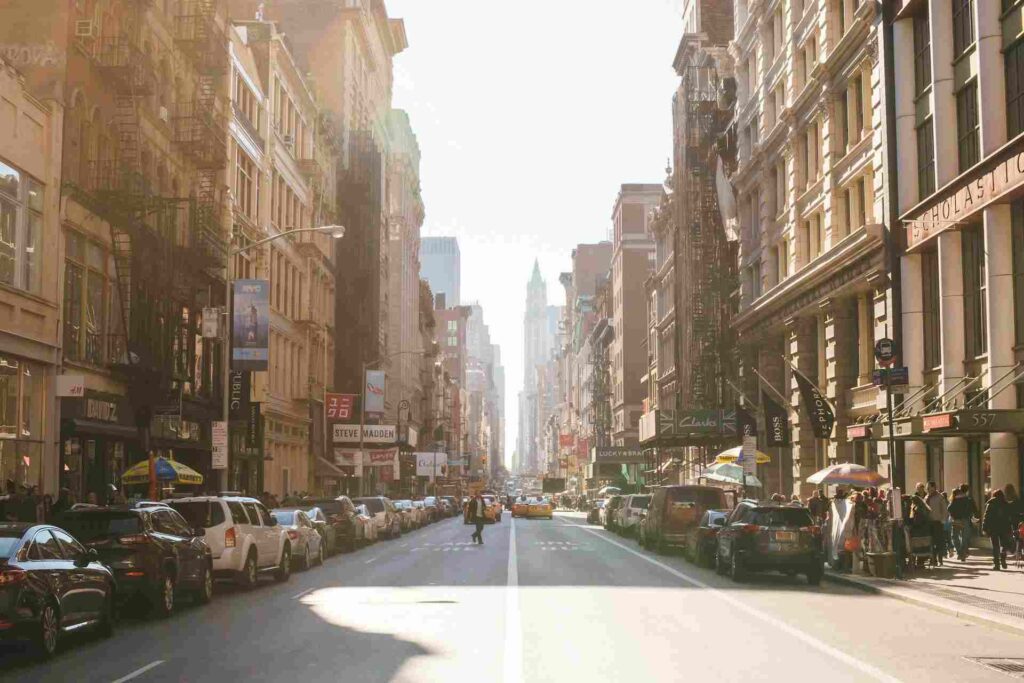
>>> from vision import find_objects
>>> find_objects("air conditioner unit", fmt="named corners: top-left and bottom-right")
top-left (158, 106), bottom-right (170, 123)
top-left (75, 20), bottom-right (94, 38)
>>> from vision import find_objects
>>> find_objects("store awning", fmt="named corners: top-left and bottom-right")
top-left (851, 409), bottom-right (1024, 442)
top-left (62, 418), bottom-right (138, 440)
top-left (315, 456), bottom-right (348, 479)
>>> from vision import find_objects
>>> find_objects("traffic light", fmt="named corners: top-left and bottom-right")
top-left (481, 456), bottom-right (488, 465)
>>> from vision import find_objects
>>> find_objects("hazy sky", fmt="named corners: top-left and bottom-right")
top-left (388, 0), bottom-right (682, 467)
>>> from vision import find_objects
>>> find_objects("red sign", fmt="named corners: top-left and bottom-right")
top-left (846, 425), bottom-right (869, 439)
top-left (326, 393), bottom-right (356, 421)
top-left (559, 434), bottom-right (575, 448)
top-left (576, 437), bottom-right (590, 458)
top-left (369, 448), bottom-right (399, 463)
top-left (922, 413), bottom-right (954, 431)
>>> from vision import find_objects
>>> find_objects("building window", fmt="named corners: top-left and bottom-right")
top-left (962, 225), bottom-right (987, 357)
top-left (447, 319), bottom-right (457, 332)
top-left (913, 14), bottom-right (931, 97)
top-left (916, 118), bottom-right (936, 200)
top-left (922, 250), bottom-right (941, 370)
top-left (956, 81), bottom-right (980, 172)
top-left (447, 335), bottom-right (457, 347)
top-left (952, 0), bottom-right (975, 59)
top-left (63, 231), bottom-right (108, 365)
top-left (1006, 38), bottom-right (1024, 138)
top-left (775, 159), bottom-right (786, 216)
top-left (235, 149), bottom-right (259, 220)
top-left (0, 159), bottom-right (43, 294)
top-left (0, 354), bottom-right (43, 492)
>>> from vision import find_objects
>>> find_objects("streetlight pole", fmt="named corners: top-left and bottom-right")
top-left (221, 224), bottom-right (345, 493)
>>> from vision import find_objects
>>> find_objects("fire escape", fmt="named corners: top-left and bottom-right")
top-left (675, 65), bottom-right (737, 413)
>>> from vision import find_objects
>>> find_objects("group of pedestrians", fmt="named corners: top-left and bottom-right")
top-left (907, 481), bottom-right (1023, 571)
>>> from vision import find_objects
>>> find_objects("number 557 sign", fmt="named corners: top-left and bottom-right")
top-left (326, 393), bottom-right (357, 421)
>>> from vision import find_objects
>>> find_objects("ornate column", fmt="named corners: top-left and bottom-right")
top-left (939, 230), bottom-right (968, 488)
top-left (824, 298), bottom-right (858, 464)
top-left (975, 0), bottom-right (1008, 155)
top-left (928, 0), bottom-right (958, 187)
top-left (900, 252), bottom-right (928, 488)
top-left (788, 316), bottom-right (820, 498)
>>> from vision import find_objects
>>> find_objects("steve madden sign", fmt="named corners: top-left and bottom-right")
top-left (907, 144), bottom-right (1024, 250)
top-left (332, 424), bottom-right (397, 444)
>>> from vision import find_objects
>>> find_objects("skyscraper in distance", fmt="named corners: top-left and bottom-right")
top-left (420, 236), bottom-right (461, 306)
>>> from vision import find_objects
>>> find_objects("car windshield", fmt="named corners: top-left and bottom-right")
top-left (631, 496), bottom-right (650, 509)
top-left (168, 501), bottom-right (226, 529)
top-left (666, 488), bottom-right (725, 509)
top-left (59, 512), bottom-right (143, 541)
top-left (305, 500), bottom-right (343, 516)
top-left (752, 509), bottom-right (814, 527)
top-left (355, 498), bottom-right (384, 514)
top-left (273, 510), bottom-right (296, 525)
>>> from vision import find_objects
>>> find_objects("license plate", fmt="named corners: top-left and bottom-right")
top-left (773, 531), bottom-right (797, 542)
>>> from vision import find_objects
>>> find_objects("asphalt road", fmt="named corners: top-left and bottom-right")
top-left (2, 511), bottom-right (1023, 682)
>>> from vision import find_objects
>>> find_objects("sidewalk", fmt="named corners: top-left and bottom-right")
top-left (826, 553), bottom-right (1024, 636)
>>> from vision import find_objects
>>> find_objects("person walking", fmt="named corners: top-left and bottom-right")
top-left (982, 489), bottom-right (1013, 570)
top-left (925, 481), bottom-right (949, 566)
top-left (1004, 484), bottom-right (1024, 561)
top-left (948, 484), bottom-right (978, 561)
top-left (808, 489), bottom-right (828, 525)
top-left (469, 493), bottom-right (487, 545)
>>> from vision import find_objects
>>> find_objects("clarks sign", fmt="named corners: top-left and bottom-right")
top-left (907, 145), bottom-right (1024, 250)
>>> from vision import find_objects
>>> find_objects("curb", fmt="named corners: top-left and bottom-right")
top-left (824, 571), bottom-right (1024, 638)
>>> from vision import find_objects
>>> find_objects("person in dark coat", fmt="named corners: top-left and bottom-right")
top-left (468, 493), bottom-right (486, 545)
top-left (948, 485), bottom-right (978, 561)
top-left (983, 489), bottom-right (1013, 570)
top-left (1004, 484), bottom-right (1024, 559)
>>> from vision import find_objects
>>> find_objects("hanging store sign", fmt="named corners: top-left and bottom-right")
top-left (231, 280), bottom-right (270, 371)
top-left (922, 413), bottom-right (955, 432)
top-left (590, 447), bottom-right (645, 464)
top-left (364, 370), bottom-right (386, 414)
top-left (325, 393), bottom-right (357, 421)
top-left (85, 398), bottom-right (118, 423)
top-left (202, 307), bottom-right (220, 339)
top-left (332, 424), bottom-right (397, 444)
top-left (638, 409), bottom-right (739, 443)
top-left (229, 371), bottom-right (250, 420)
top-left (246, 403), bottom-right (262, 450)
top-left (56, 375), bottom-right (85, 398)
top-left (414, 452), bottom-right (447, 479)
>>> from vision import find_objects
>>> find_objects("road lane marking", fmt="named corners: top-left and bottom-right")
top-left (574, 524), bottom-right (901, 683)
top-left (365, 556), bottom-right (378, 564)
top-left (291, 588), bottom-right (315, 600)
top-left (504, 516), bottom-right (522, 683)
top-left (110, 660), bottom-right (165, 683)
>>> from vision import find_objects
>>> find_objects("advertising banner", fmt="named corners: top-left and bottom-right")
top-left (332, 424), bottom-right (397, 444)
top-left (760, 390), bottom-right (791, 446)
top-left (325, 393), bottom-right (357, 421)
top-left (794, 373), bottom-right (835, 439)
top-left (246, 403), bottom-right (262, 450)
top-left (415, 452), bottom-right (447, 479)
top-left (365, 447), bottom-right (399, 483)
top-left (364, 370), bottom-right (386, 414)
top-left (231, 280), bottom-right (269, 371)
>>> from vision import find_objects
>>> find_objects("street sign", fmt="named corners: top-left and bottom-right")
top-left (872, 366), bottom-right (909, 387)
top-left (874, 338), bottom-right (898, 366)
top-left (211, 421), bottom-right (228, 470)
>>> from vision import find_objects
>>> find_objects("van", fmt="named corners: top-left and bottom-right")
top-left (640, 486), bottom-right (731, 554)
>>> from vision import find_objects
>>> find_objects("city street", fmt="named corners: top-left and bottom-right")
top-left (2, 512), bottom-right (1022, 683)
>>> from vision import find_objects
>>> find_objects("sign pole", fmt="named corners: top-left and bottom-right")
top-left (360, 361), bottom-right (367, 496)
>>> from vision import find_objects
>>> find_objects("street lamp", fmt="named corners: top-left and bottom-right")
top-left (220, 224), bottom-right (345, 491)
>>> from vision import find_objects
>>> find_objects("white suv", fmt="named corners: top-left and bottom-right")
top-left (165, 496), bottom-right (293, 587)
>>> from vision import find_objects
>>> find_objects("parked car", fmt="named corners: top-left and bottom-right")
top-left (684, 509), bottom-right (729, 567)
top-left (58, 505), bottom-right (213, 616)
top-left (440, 496), bottom-right (460, 516)
top-left (715, 502), bottom-right (823, 585)
top-left (617, 495), bottom-right (650, 537)
top-left (411, 500), bottom-right (431, 525)
top-left (353, 497), bottom-right (401, 539)
top-left (602, 495), bottom-right (626, 531)
top-left (586, 499), bottom-right (605, 525)
top-left (392, 500), bottom-right (420, 531)
top-left (300, 497), bottom-right (358, 554)
top-left (422, 496), bottom-right (441, 523)
top-left (353, 504), bottom-right (378, 545)
top-left (293, 506), bottom-right (335, 557)
top-left (641, 486), bottom-right (730, 554)
top-left (0, 522), bottom-right (115, 658)
top-left (164, 496), bottom-right (292, 588)
top-left (272, 509), bottom-right (324, 569)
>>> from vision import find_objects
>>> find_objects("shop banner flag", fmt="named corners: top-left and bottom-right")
top-left (736, 404), bottom-right (757, 437)
top-left (760, 390), bottom-right (791, 447)
top-left (325, 393), bottom-right (357, 421)
top-left (364, 370), bottom-right (386, 415)
top-left (229, 371), bottom-right (250, 421)
top-left (794, 372), bottom-right (835, 438)
top-left (231, 280), bottom-right (269, 371)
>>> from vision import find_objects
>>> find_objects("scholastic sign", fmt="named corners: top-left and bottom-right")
top-left (332, 424), bottom-right (397, 444)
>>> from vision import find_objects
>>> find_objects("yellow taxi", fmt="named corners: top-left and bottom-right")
top-left (483, 495), bottom-right (502, 523)
top-left (526, 496), bottom-right (554, 519)
top-left (511, 497), bottom-right (530, 517)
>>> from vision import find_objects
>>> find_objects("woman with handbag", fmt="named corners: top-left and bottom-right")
top-left (982, 489), bottom-right (1014, 570)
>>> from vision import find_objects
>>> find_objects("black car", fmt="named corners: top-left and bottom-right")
top-left (684, 509), bottom-right (729, 567)
top-left (300, 497), bottom-right (358, 554)
top-left (603, 495), bottom-right (626, 531)
top-left (0, 522), bottom-right (115, 658)
top-left (58, 505), bottom-right (213, 617)
top-left (715, 502), bottom-right (823, 585)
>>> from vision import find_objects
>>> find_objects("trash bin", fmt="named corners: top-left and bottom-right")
top-left (866, 552), bottom-right (896, 578)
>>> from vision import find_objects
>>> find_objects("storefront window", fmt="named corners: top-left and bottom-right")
top-left (0, 354), bottom-right (45, 490)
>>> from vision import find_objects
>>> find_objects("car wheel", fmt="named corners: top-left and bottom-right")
top-left (194, 564), bottom-right (214, 604)
top-left (35, 601), bottom-right (59, 659)
top-left (729, 552), bottom-right (744, 582)
top-left (275, 545), bottom-right (292, 582)
top-left (153, 573), bottom-right (175, 617)
top-left (302, 544), bottom-right (312, 571)
top-left (806, 565), bottom-right (823, 586)
top-left (237, 550), bottom-right (258, 589)
top-left (715, 549), bottom-right (727, 575)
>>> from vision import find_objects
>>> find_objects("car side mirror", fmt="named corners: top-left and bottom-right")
top-left (75, 548), bottom-right (98, 567)
top-left (268, 515), bottom-right (279, 527)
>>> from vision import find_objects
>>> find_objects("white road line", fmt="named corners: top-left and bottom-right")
top-left (576, 525), bottom-right (901, 683)
top-left (110, 660), bottom-right (165, 683)
top-left (504, 516), bottom-right (522, 683)
top-left (365, 556), bottom-right (378, 564)
top-left (291, 588), bottom-right (315, 600)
